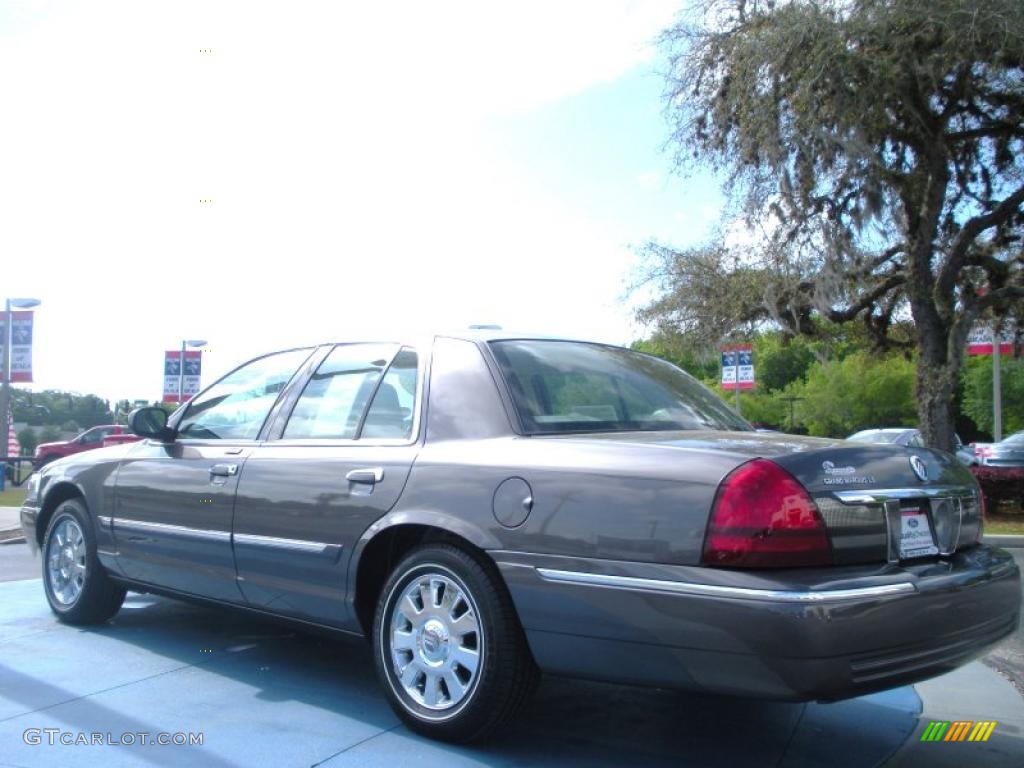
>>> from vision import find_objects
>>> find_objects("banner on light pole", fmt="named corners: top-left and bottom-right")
top-left (721, 344), bottom-right (755, 391)
top-left (0, 311), bottom-right (34, 383)
top-left (967, 326), bottom-right (1014, 356)
top-left (162, 350), bottom-right (202, 403)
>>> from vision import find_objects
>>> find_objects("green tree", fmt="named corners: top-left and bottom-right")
top-left (631, 330), bottom-right (719, 380)
top-left (642, 0), bottom-right (1024, 451)
top-left (730, 386), bottom-right (791, 429)
top-left (797, 352), bottom-right (917, 437)
top-left (16, 427), bottom-right (38, 456)
top-left (753, 335), bottom-right (814, 393)
top-left (38, 425), bottom-right (60, 443)
top-left (962, 356), bottom-right (1024, 436)
top-left (10, 389), bottom-right (113, 428)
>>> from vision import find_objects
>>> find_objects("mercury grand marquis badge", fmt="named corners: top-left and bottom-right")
top-left (910, 454), bottom-right (929, 482)
top-left (18, 332), bottom-right (1021, 742)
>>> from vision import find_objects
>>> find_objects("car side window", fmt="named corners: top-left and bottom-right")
top-left (79, 428), bottom-right (103, 444)
top-left (178, 348), bottom-right (313, 440)
top-left (360, 348), bottom-right (418, 440)
top-left (283, 344), bottom-right (399, 440)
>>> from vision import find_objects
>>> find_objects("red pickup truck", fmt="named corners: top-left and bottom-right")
top-left (33, 425), bottom-right (140, 467)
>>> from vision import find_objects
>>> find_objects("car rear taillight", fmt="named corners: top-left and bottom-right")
top-left (702, 459), bottom-right (832, 568)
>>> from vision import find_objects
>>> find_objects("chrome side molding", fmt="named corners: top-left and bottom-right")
top-left (233, 532), bottom-right (339, 556)
top-left (112, 518), bottom-right (339, 557)
top-left (114, 518), bottom-right (231, 542)
top-left (535, 568), bottom-right (916, 603)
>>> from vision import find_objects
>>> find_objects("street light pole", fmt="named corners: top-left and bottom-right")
top-left (177, 339), bottom-right (207, 404)
top-left (993, 326), bottom-right (1002, 442)
top-left (0, 297), bottom-right (41, 491)
top-left (178, 340), bottom-right (186, 403)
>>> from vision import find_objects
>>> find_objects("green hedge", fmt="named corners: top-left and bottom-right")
top-left (970, 467), bottom-right (1024, 511)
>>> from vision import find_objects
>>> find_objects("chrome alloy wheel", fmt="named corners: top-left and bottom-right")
top-left (47, 517), bottom-right (87, 607)
top-left (388, 571), bottom-right (483, 712)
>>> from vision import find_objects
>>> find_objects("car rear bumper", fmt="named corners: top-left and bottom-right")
top-left (493, 545), bottom-right (1021, 701)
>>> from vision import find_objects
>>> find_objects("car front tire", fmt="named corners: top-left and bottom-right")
top-left (372, 543), bottom-right (538, 742)
top-left (42, 498), bottom-right (126, 624)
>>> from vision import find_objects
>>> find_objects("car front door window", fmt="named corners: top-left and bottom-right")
top-left (178, 348), bottom-right (313, 440)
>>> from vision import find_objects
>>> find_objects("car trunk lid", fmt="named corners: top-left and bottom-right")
top-left (544, 430), bottom-right (983, 566)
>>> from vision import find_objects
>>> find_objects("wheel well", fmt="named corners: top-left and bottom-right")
top-left (36, 482), bottom-right (84, 548)
top-left (354, 524), bottom-right (486, 635)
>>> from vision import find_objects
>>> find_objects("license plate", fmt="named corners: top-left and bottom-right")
top-left (899, 507), bottom-right (939, 559)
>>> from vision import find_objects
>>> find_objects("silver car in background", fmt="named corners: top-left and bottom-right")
top-left (847, 427), bottom-right (978, 466)
top-left (977, 430), bottom-right (1024, 468)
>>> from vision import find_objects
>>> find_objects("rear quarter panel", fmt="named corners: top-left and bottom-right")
top-left (394, 436), bottom-right (746, 565)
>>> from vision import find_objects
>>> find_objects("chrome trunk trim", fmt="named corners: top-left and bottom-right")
top-left (535, 568), bottom-right (916, 603)
top-left (833, 486), bottom-right (975, 504)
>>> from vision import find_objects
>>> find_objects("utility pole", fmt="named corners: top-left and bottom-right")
top-left (993, 326), bottom-right (1002, 442)
top-left (0, 298), bottom-right (41, 491)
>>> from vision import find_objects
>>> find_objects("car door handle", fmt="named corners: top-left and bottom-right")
top-left (210, 463), bottom-right (239, 477)
top-left (346, 467), bottom-right (384, 484)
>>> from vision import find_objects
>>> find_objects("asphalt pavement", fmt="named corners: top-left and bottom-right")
top-left (0, 507), bottom-right (22, 543)
top-left (0, 539), bottom-right (35, 582)
top-left (1, 539), bottom-right (1022, 768)
top-left (984, 550), bottom-right (1024, 693)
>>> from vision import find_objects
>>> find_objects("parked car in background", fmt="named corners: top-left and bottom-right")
top-left (102, 432), bottom-right (144, 448)
top-left (20, 332), bottom-right (1020, 742)
top-left (846, 427), bottom-right (977, 466)
top-left (33, 425), bottom-right (139, 468)
top-left (977, 430), bottom-right (1024, 469)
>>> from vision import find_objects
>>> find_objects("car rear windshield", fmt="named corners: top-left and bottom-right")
top-left (489, 340), bottom-right (751, 435)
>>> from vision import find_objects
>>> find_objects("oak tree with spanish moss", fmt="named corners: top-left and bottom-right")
top-left (641, 0), bottom-right (1023, 450)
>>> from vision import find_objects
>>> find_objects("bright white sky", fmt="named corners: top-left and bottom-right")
top-left (0, 0), bottom-right (723, 406)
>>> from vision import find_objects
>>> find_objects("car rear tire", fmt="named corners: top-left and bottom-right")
top-left (42, 498), bottom-right (126, 624)
top-left (372, 543), bottom-right (538, 742)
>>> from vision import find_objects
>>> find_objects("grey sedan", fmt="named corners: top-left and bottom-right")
top-left (979, 430), bottom-right (1024, 468)
top-left (19, 332), bottom-right (1021, 742)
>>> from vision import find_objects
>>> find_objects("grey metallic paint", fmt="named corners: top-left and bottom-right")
top-left (19, 330), bottom-right (1021, 703)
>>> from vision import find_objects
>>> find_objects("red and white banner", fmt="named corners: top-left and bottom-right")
top-left (721, 343), bottom-right (755, 391)
top-left (967, 326), bottom-right (1015, 356)
top-left (162, 350), bottom-right (202, 403)
top-left (0, 311), bottom-right (34, 383)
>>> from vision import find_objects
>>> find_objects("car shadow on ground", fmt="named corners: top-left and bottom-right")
top-left (2, 590), bottom-right (921, 768)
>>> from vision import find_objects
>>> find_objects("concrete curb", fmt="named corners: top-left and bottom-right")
top-left (983, 534), bottom-right (1024, 549)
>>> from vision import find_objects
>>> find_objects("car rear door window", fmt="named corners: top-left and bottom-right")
top-left (178, 348), bottom-right (313, 440)
top-left (360, 348), bottom-right (418, 440)
top-left (283, 344), bottom-right (400, 440)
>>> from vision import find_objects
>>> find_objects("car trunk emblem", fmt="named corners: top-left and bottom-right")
top-left (910, 455), bottom-right (929, 482)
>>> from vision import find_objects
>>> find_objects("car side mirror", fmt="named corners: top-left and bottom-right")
top-left (128, 407), bottom-right (174, 442)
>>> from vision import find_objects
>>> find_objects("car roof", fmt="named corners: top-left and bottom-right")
top-left (307, 330), bottom-right (623, 349)
top-left (849, 428), bottom-right (915, 437)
